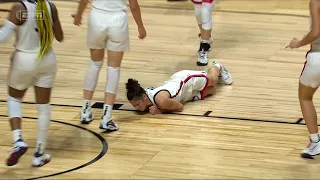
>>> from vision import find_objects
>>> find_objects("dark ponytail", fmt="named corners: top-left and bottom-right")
top-left (126, 78), bottom-right (146, 100)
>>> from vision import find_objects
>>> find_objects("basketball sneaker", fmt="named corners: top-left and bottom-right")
top-left (99, 117), bottom-right (119, 131)
top-left (6, 139), bottom-right (28, 166)
top-left (197, 41), bottom-right (211, 66)
top-left (213, 61), bottom-right (233, 85)
top-left (80, 108), bottom-right (94, 124)
top-left (32, 152), bottom-right (51, 167)
top-left (301, 139), bottom-right (320, 159)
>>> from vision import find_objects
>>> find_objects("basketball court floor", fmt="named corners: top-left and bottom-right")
top-left (0, 0), bottom-right (318, 179)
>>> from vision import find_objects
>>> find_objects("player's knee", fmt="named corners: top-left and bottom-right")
top-left (201, 2), bottom-right (214, 30)
top-left (194, 4), bottom-right (202, 24)
top-left (105, 66), bottom-right (120, 94)
top-left (299, 82), bottom-right (315, 101)
top-left (8, 96), bottom-right (22, 119)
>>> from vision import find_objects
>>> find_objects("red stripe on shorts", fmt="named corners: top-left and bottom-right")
top-left (300, 50), bottom-right (311, 77)
top-left (172, 74), bottom-right (209, 100)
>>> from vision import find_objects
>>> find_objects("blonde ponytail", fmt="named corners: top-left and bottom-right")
top-left (36, 0), bottom-right (53, 62)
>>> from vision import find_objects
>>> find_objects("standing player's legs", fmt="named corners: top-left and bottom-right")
top-left (193, 0), bottom-right (215, 66)
top-left (6, 86), bottom-right (28, 166)
top-left (299, 52), bottom-right (320, 158)
top-left (99, 11), bottom-right (129, 131)
top-left (30, 49), bottom-right (57, 167)
top-left (81, 10), bottom-right (107, 124)
top-left (6, 51), bottom-right (34, 166)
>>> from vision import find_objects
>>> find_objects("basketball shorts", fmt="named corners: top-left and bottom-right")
top-left (300, 51), bottom-right (320, 88)
top-left (87, 8), bottom-right (130, 51)
top-left (168, 70), bottom-right (209, 103)
top-left (192, 0), bottom-right (215, 4)
top-left (8, 49), bottom-right (57, 90)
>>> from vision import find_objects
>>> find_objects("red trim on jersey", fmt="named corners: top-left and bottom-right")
top-left (171, 74), bottom-right (209, 100)
top-left (191, 0), bottom-right (214, 4)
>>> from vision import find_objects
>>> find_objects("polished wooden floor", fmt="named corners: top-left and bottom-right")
top-left (0, 0), bottom-right (319, 179)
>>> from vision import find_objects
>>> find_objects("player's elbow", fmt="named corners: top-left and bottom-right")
top-left (55, 33), bottom-right (64, 42)
top-left (0, 21), bottom-right (16, 43)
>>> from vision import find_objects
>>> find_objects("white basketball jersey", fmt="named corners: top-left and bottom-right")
top-left (145, 70), bottom-right (208, 107)
top-left (145, 80), bottom-right (182, 108)
top-left (91, 0), bottom-right (127, 12)
top-left (14, 0), bottom-right (53, 53)
top-left (310, 17), bottom-right (320, 51)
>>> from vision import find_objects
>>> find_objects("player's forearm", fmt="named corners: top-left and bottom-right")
top-left (129, 2), bottom-right (144, 28)
top-left (299, 30), bottom-right (320, 48)
top-left (161, 99), bottom-right (183, 112)
top-left (76, 0), bottom-right (88, 16)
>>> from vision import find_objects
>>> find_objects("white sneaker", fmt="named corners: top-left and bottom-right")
top-left (80, 108), bottom-right (94, 124)
top-left (32, 153), bottom-right (51, 167)
top-left (197, 49), bottom-right (209, 66)
top-left (213, 61), bottom-right (233, 85)
top-left (301, 139), bottom-right (320, 158)
top-left (99, 117), bottom-right (119, 132)
top-left (6, 140), bottom-right (28, 166)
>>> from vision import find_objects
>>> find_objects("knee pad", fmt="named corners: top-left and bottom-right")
top-left (194, 4), bottom-right (202, 25)
top-left (105, 66), bottom-right (120, 94)
top-left (84, 60), bottom-right (103, 91)
top-left (201, 2), bottom-right (214, 30)
top-left (7, 96), bottom-right (22, 119)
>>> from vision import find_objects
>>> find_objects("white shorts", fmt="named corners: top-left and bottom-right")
top-left (300, 51), bottom-right (320, 88)
top-left (168, 70), bottom-right (209, 103)
top-left (87, 8), bottom-right (130, 51)
top-left (8, 49), bottom-right (57, 90)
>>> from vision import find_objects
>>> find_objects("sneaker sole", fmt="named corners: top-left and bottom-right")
top-left (81, 118), bottom-right (94, 124)
top-left (197, 61), bottom-right (208, 66)
top-left (6, 146), bottom-right (28, 166)
top-left (99, 125), bottom-right (119, 131)
top-left (32, 157), bottom-right (51, 167)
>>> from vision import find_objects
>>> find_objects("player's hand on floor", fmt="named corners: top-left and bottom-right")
top-left (149, 105), bottom-right (160, 115)
top-left (138, 26), bottom-right (146, 39)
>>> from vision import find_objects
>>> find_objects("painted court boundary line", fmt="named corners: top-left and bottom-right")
top-left (0, 100), bottom-right (307, 126)
top-left (0, 114), bottom-right (108, 180)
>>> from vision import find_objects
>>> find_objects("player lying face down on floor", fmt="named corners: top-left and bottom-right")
top-left (125, 62), bottom-right (233, 115)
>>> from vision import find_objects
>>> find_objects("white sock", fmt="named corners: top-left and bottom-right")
top-left (36, 104), bottom-right (51, 154)
top-left (82, 100), bottom-right (91, 111)
top-left (102, 104), bottom-right (113, 121)
top-left (12, 129), bottom-right (22, 143)
top-left (201, 39), bottom-right (209, 44)
top-left (310, 133), bottom-right (320, 143)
